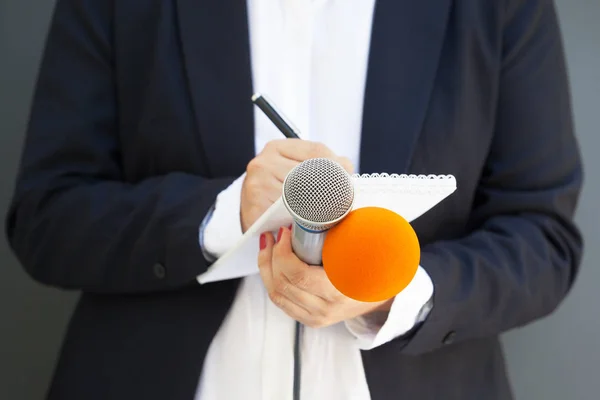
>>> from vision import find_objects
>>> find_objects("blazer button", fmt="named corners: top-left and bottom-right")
top-left (442, 331), bottom-right (456, 345)
top-left (153, 263), bottom-right (166, 279)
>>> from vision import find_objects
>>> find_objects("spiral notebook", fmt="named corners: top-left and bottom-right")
top-left (197, 173), bottom-right (457, 284)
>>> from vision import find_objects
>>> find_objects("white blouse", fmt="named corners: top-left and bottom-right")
top-left (196, 0), bottom-right (433, 399)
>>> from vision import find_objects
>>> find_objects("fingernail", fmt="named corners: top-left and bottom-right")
top-left (259, 234), bottom-right (266, 250)
top-left (288, 224), bottom-right (293, 230)
top-left (277, 227), bottom-right (284, 243)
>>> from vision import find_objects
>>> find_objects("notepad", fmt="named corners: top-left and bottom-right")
top-left (197, 173), bottom-right (457, 284)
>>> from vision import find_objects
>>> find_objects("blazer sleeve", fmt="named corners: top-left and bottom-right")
top-left (398, 0), bottom-right (584, 355)
top-left (4, 0), bottom-right (235, 294)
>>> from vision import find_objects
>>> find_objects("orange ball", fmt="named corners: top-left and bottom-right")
top-left (322, 207), bottom-right (420, 302)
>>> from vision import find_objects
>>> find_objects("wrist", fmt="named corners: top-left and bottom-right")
top-left (198, 203), bottom-right (217, 263)
top-left (373, 297), bottom-right (394, 312)
top-left (201, 174), bottom-right (246, 259)
top-left (354, 297), bottom-right (394, 325)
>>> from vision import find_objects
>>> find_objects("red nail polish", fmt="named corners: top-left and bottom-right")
top-left (259, 234), bottom-right (266, 250)
top-left (277, 227), bottom-right (284, 242)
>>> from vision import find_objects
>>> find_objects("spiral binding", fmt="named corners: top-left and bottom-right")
top-left (351, 173), bottom-right (456, 194)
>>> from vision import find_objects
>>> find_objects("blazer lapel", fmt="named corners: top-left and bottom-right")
top-left (359, 0), bottom-right (453, 174)
top-left (176, 0), bottom-right (255, 177)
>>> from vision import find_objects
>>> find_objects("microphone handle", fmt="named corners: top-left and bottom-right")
top-left (291, 222), bottom-right (327, 266)
top-left (289, 220), bottom-right (331, 400)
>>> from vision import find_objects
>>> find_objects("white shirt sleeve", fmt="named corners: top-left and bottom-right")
top-left (344, 265), bottom-right (434, 350)
top-left (199, 173), bottom-right (246, 261)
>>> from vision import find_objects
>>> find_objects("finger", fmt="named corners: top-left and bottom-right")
top-left (302, 266), bottom-right (345, 303)
top-left (268, 157), bottom-right (299, 182)
top-left (250, 149), bottom-right (299, 182)
top-left (336, 156), bottom-right (355, 174)
top-left (272, 226), bottom-right (310, 288)
top-left (261, 177), bottom-right (284, 203)
top-left (246, 157), bottom-right (285, 185)
top-left (268, 291), bottom-right (328, 328)
top-left (274, 227), bottom-right (341, 303)
top-left (263, 140), bottom-right (350, 178)
top-left (275, 140), bottom-right (337, 162)
top-left (260, 229), bottom-right (323, 323)
top-left (244, 173), bottom-right (283, 204)
top-left (273, 268), bottom-right (330, 316)
top-left (257, 231), bottom-right (276, 292)
top-left (271, 229), bottom-right (329, 314)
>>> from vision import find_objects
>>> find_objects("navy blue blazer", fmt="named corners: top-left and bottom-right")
top-left (6, 0), bottom-right (583, 399)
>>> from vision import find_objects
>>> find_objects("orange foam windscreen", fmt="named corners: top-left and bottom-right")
top-left (322, 207), bottom-right (420, 302)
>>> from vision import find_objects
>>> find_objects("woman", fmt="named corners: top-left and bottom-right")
top-left (6, 0), bottom-right (583, 399)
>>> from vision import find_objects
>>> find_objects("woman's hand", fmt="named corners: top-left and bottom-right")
top-left (257, 226), bottom-right (392, 328)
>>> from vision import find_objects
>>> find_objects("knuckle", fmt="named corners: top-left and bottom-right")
top-left (274, 277), bottom-right (291, 296)
top-left (264, 139), bottom-right (282, 153)
top-left (306, 316), bottom-right (327, 329)
top-left (339, 157), bottom-right (354, 173)
top-left (326, 286), bottom-right (343, 301)
top-left (308, 142), bottom-right (327, 158)
top-left (313, 305), bottom-right (329, 318)
top-left (268, 291), bottom-right (284, 307)
top-left (305, 320), bottom-right (317, 329)
top-left (289, 270), bottom-right (310, 289)
top-left (263, 140), bottom-right (276, 151)
top-left (332, 292), bottom-right (346, 303)
top-left (243, 178), bottom-right (260, 196)
top-left (246, 157), bottom-right (262, 174)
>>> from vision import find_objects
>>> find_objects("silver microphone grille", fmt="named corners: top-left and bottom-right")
top-left (283, 158), bottom-right (355, 230)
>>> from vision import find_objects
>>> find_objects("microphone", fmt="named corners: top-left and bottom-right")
top-left (282, 158), bottom-right (355, 265)
top-left (322, 206), bottom-right (421, 302)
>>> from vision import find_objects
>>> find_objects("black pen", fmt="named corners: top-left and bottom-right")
top-left (251, 93), bottom-right (301, 139)
top-left (252, 92), bottom-right (303, 400)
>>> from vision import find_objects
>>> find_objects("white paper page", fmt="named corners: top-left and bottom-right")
top-left (197, 198), bottom-right (292, 284)
top-left (352, 174), bottom-right (457, 221)
top-left (197, 174), bottom-right (457, 284)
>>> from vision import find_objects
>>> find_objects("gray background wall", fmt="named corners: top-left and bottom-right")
top-left (0, 0), bottom-right (598, 399)
top-left (501, 1), bottom-right (600, 399)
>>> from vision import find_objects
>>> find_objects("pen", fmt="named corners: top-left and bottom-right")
top-left (251, 93), bottom-right (301, 139)
top-left (252, 92), bottom-right (303, 400)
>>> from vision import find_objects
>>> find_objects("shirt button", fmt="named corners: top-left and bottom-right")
top-left (442, 331), bottom-right (456, 345)
top-left (153, 263), bottom-right (166, 279)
